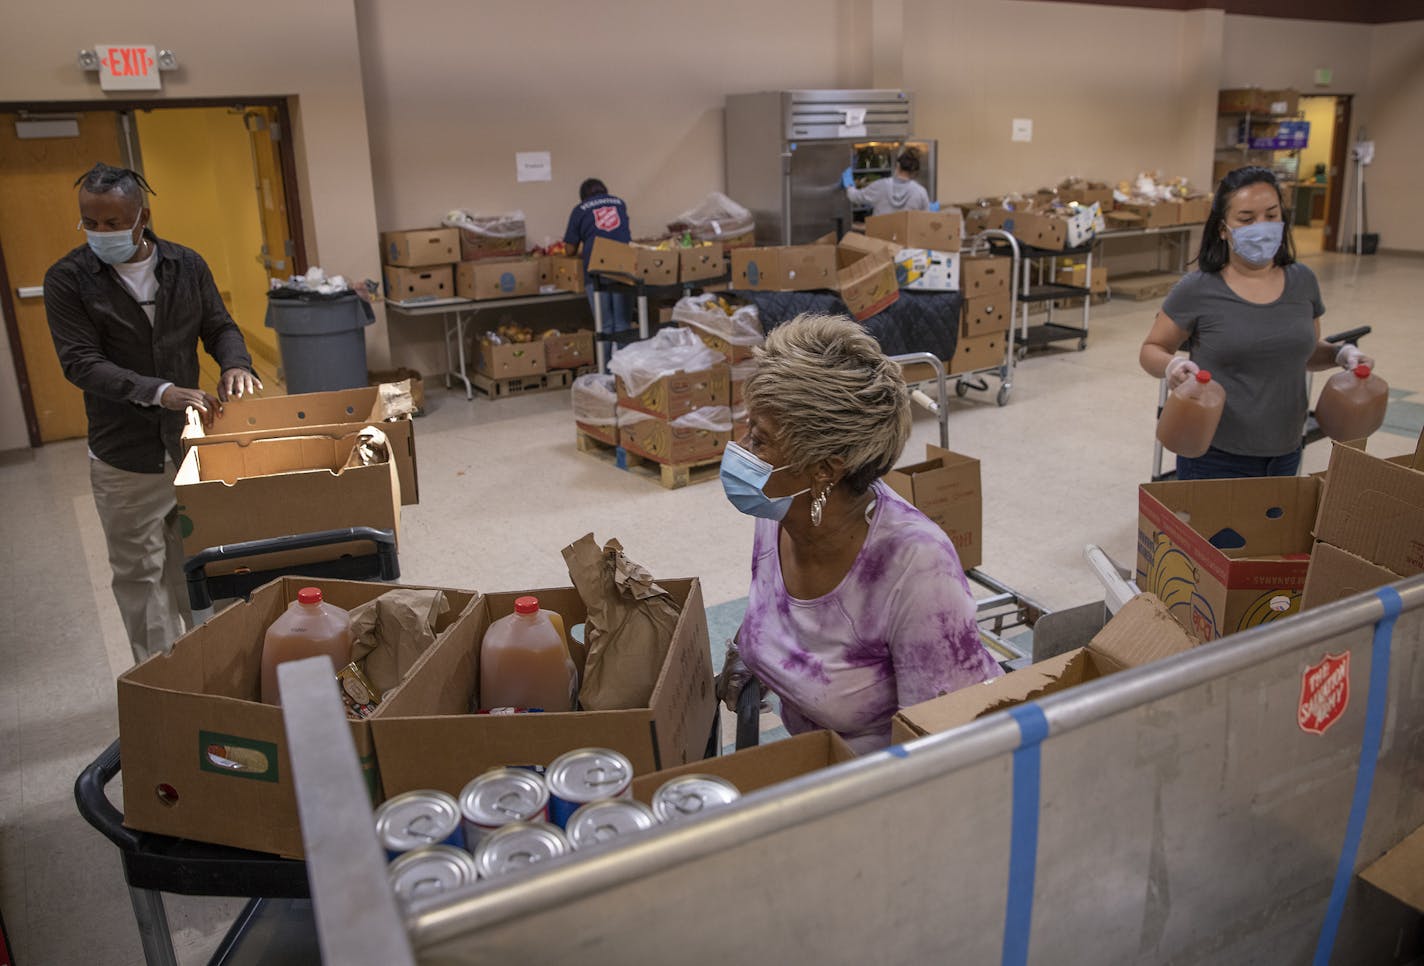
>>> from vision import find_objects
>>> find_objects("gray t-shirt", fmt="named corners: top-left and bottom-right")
top-left (846, 177), bottom-right (930, 216)
top-left (1162, 264), bottom-right (1324, 456)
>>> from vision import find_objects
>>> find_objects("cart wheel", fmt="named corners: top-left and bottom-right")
top-left (1014, 345), bottom-right (1027, 362)
top-left (955, 379), bottom-right (970, 398)
top-left (999, 364), bottom-right (1011, 380)
top-left (1077, 338), bottom-right (1087, 351)
top-left (997, 384), bottom-right (1011, 407)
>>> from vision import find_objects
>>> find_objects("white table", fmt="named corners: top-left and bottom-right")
top-left (384, 292), bottom-right (585, 400)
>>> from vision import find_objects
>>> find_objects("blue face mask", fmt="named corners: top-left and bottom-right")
top-left (84, 211), bottom-right (143, 265)
top-left (720, 441), bottom-right (809, 521)
top-left (1228, 220), bottom-right (1283, 267)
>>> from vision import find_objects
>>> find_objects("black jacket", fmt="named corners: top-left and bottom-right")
top-left (44, 230), bottom-right (253, 473)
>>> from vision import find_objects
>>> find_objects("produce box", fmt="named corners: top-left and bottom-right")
top-left (616, 364), bottom-right (730, 420)
top-left (543, 329), bottom-right (596, 370)
top-left (383, 265), bottom-right (454, 301)
top-left (456, 257), bottom-right (540, 300)
top-left (382, 228), bottom-right (459, 267)
top-left (885, 444), bottom-right (982, 570)
top-left (476, 337), bottom-right (546, 379)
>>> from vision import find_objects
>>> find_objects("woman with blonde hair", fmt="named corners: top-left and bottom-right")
top-left (717, 314), bottom-right (1001, 753)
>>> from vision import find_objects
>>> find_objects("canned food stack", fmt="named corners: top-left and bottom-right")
top-left (374, 747), bottom-right (742, 907)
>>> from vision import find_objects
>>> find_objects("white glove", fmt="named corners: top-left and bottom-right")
top-left (1164, 356), bottom-right (1199, 389)
top-left (1335, 344), bottom-right (1374, 371)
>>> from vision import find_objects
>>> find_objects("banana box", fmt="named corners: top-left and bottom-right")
top-left (1136, 477), bottom-right (1321, 642)
top-left (615, 363), bottom-right (730, 420)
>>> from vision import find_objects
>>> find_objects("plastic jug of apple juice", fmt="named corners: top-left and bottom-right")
top-left (479, 596), bottom-right (577, 712)
top-left (1157, 370), bottom-right (1226, 458)
top-left (260, 587), bottom-right (353, 705)
top-left (1314, 365), bottom-right (1388, 442)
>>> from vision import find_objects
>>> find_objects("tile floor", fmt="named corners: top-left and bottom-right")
top-left (1, 249), bottom-right (1420, 965)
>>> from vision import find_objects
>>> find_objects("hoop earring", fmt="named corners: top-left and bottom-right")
top-left (811, 487), bottom-right (828, 527)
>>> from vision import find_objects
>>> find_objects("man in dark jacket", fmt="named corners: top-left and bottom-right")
top-left (45, 163), bottom-right (261, 663)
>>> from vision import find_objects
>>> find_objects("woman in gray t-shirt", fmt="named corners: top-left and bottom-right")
top-left (1139, 166), bottom-right (1372, 480)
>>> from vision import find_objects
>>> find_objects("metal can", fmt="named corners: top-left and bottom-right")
top-left (337, 661), bottom-right (382, 718)
top-left (545, 748), bottom-right (633, 828)
top-left (650, 774), bottom-right (741, 824)
top-left (472, 821), bottom-right (569, 879)
top-left (459, 767), bottom-right (550, 850)
top-left (374, 789), bottom-right (465, 859)
top-left (565, 799), bottom-right (657, 852)
top-left (388, 845), bottom-right (478, 906)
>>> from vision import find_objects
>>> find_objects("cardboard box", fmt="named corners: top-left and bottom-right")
top-left (588, 237), bottom-right (679, 285)
top-left (892, 593), bottom-right (1197, 741)
top-left (866, 210), bottom-right (962, 252)
top-left (680, 243), bottom-right (725, 282)
top-left (543, 329), bottom-right (596, 370)
top-left (884, 444), bottom-right (982, 570)
top-left (617, 364), bottom-right (730, 420)
top-left (544, 254), bottom-right (584, 294)
top-left (576, 420), bottom-right (618, 448)
top-left (690, 327), bottom-right (757, 364)
top-left (1012, 209), bottom-right (1095, 251)
top-left (175, 433), bottom-right (402, 577)
top-left (1218, 88), bottom-right (1267, 114)
top-left (367, 367), bottom-right (426, 415)
top-left (383, 264), bottom-right (454, 302)
top-left (964, 206), bottom-right (1015, 234)
top-left (1301, 541), bottom-right (1402, 611)
top-left (836, 249), bottom-right (900, 321)
top-left (962, 294), bottom-right (1010, 338)
top-left (1312, 441), bottom-right (1424, 578)
top-left (476, 337), bottom-right (547, 379)
top-left (455, 257), bottom-right (541, 301)
top-left (1105, 210), bottom-right (1145, 230)
top-left (896, 248), bottom-right (960, 291)
top-left (1116, 202), bottom-right (1179, 229)
top-left (1135, 477), bottom-right (1320, 641)
top-left (181, 386), bottom-right (420, 506)
top-left (960, 256), bottom-right (1012, 299)
top-left (630, 730), bottom-right (856, 802)
top-left (1058, 186), bottom-right (1115, 208)
top-left (731, 246), bottom-right (837, 292)
top-left (370, 578), bottom-right (716, 794)
top-left (1262, 89), bottom-right (1300, 117)
top-left (382, 228), bottom-right (459, 267)
top-left (949, 332), bottom-right (1004, 376)
top-left (1170, 198), bottom-right (1212, 224)
top-left (458, 229), bottom-right (525, 262)
top-left (620, 414), bottom-right (731, 465)
top-left (1054, 264), bottom-right (1108, 296)
top-left (117, 577), bottom-right (481, 856)
top-left (1359, 823), bottom-right (1424, 914)
top-left (729, 359), bottom-right (755, 407)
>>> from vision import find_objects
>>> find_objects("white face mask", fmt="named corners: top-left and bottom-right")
top-left (81, 210), bottom-right (144, 265)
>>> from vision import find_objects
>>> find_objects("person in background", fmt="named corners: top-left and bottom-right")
top-left (45, 163), bottom-right (261, 664)
top-left (842, 148), bottom-right (934, 216)
top-left (564, 178), bottom-right (633, 362)
top-left (1139, 165), bottom-right (1371, 480)
top-left (715, 314), bottom-right (1002, 754)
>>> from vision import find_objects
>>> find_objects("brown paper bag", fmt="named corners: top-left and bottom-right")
top-left (349, 588), bottom-right (450, 694)
top-left (563, 533), bottom-right (679, 711)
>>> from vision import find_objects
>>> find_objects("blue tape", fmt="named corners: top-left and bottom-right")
top-left (1312, 587), bottom-right (1401, 966)
top-left (1002, 703), bottom-right (1049, 966)
top-left (886, 744), bottom-right (909, 758)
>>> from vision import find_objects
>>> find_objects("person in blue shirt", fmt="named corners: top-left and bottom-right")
top-left (563, 178), bottom-right (632, 361)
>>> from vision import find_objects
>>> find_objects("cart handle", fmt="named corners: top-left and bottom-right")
top-left (1323, 326), bottom-right (1370, 345)
top-left (736, 677), bottom-right (763, 750)
top-left (184, 527), bottom-right (399, 610)
top-left (74, 739), bottom-right (143, 852)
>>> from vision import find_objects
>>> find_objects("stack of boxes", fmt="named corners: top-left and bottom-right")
top-left (952, 255), bottom-right (1012, 375)
top-left (616, 360), bottom-right (733, 466)
top-left (381, 228), bottom-right (459, 302)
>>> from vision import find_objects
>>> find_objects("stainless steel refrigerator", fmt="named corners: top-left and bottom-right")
top-left (725, 90), bottom-right (937, 245)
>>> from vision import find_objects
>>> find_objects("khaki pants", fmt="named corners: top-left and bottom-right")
top-left (90, 457), bottom-right (193, 664)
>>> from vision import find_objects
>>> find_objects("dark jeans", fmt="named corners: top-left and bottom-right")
top-left (586, 283), bottom-right (631, 365)
top-left (1175, 445), bottom-right (1303, 481)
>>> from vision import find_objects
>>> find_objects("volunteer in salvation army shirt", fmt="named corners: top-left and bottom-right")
top-left (563, 178), bottom-right (633, 361)
top-left (44, 162), bottom-right (261, 664)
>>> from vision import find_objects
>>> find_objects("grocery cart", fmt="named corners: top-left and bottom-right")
top-left (75, 528), bottom-right (399, 966)
top-left (951, 228), bottom-right (1021, 407)
top-left (1150, 325), bottom-right (1373, 481)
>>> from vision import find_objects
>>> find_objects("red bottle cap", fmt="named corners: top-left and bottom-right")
top-left (1353, 364), bottom-right (1371, 379)
top-left (1195, 370), bottom-right (1212, 383)
top-left (514, 595), bottom-right (540, 615)
top-left (297, 587), bottom-right (323, 605)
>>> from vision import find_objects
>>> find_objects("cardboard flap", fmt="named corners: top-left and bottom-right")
top-left (630, 730), bottom-right (855, 802)
top-left (1086, 593), bottom-right (1198, 671)
top-left (1359, 824), bottom-right (1424, 912)
top-left (836, 232), bottom-right (901, 267)
top-left (1315, 443), bottom-right (1424, 577)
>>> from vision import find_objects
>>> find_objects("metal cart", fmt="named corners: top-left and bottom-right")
top-left (1150, 325), bottom-right (1373, 481)
top-left (75, 528), bottom-right (399, 966)
top-left (984, 234), bottom-right (1094, 359)
top-left (951, 229), bottom-right (1021, 407)
top-left (587, 269), bottom-right (731, 372)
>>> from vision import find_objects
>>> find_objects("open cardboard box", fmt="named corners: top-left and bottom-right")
top-left (884, 444), bottom-right (982, 570)
top-left (616, 364), bottom-right (730, 420)
top-left (181, 386), bottom-right (419, 505)
top-left (630, 730), bottom-right (856, 803)
top-left (1312, 436), bottom-right (1424, 580)
top-left (588, 237), bottom-right (679, 286)
top-left (175, 432), bottom-right (401, 577)
top-left (370, 578), bottom-right (716, 798)
top-left (117, 577), bottom-right (481, 856)
top-left (866, 210), bottom-right (962, 252)
top-left (891, 593), bottom-right (1196, 741)
top-left (1360, 823), bottom-right (1424, 914)
top-left (835, 234), bottom-right (901, 321)
top-left (1301, 541), bottom-right (1403, 611)
top-left (1136, 476), bottom-right (1319, 641)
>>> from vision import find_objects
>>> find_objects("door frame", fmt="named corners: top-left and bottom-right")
top-left (0, 95), bottom-right (308, 448)
top-left (1315, 93), bottom-right (1353, 254)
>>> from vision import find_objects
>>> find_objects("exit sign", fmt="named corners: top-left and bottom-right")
top-left (95, 45), bottom-right (161, 91)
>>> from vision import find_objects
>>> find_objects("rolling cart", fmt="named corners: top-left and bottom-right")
top-left (75, 528), bottom-right (399, 966)
top-left (985, 234), bottom-right (1094, 359)
top-left (587, 268), bottom-right (731, 371)
top-left (951, 229), bottom-right (1021, 407)
top-left (1150, 325), bottom-right (1373, 481)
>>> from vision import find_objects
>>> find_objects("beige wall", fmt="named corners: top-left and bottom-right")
top-left (1362, 19), bottom-right (1424, 253)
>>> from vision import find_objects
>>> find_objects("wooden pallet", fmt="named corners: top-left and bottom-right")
top-left (1110, 272), bottom-right (1181, 301)
top-left (472, 365), bottom-right (594, 400)
top-left (575, 429), bottom-right (722, 490)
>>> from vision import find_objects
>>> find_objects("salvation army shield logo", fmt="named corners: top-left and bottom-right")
top-left (1298, 651), bottom-right (1350, 735)
top-left (593, 205), bottom-right (622, 232)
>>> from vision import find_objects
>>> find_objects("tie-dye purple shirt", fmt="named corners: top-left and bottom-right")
top-left (740, 480), bottom-right (1002, 754)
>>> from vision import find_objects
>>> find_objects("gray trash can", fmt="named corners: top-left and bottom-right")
top-left (264, 292), bottom-right (376, 394)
